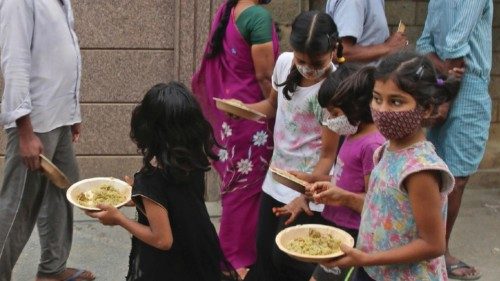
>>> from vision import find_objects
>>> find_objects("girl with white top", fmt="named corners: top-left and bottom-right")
top-left (244, 11), bottom-right (343, 281)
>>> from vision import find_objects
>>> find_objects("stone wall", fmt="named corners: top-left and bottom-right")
top-left (0, 0), bottom-right (498, 199)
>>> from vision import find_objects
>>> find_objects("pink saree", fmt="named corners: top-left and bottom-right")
top-left (192, 4), bottom-right (279, 269)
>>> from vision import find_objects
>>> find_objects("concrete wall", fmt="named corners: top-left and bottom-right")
top-left (0, 0), bottom-right (498, 199)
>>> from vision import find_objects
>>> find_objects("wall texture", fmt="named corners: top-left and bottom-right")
top-left (0, 0), bottom-right (498, 200)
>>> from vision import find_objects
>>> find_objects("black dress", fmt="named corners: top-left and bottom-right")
top-left (126, 168), bottom-right (229, 281)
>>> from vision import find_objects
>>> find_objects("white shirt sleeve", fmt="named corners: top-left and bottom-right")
top-left (272, 52), bottom-right (293, 91)
top-left (329, 0), bottom-right (365, 42)
top-left (0, 0), bottom-right (34, 125)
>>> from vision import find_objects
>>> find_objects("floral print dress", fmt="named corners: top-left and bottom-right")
top-left (358, 141), bottom-right (455, 280)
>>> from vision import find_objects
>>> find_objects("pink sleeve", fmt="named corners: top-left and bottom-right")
top-left (362, 142), bottom-right (382, 176)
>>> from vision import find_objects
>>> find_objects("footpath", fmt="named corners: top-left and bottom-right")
top-left (12, 187), bottom-right (500, 281)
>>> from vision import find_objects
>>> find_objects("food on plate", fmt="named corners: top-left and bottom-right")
top-left (286, 229), bottom-right (341, 256)
top-left (76, 185), bottom-right (126, 208)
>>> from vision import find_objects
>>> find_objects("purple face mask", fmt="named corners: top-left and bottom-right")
top-left (371, 107), bottom-right (423, 140)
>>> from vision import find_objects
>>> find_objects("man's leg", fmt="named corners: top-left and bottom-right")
top-left (35, 126), bottom-right (94, 281)
top-left (36, 127), bottom-right (77, 275)
top-left (0, 129), bottom-right (47, 281)
top-left (446, 176), bottom-right (469, 250)
top-left (445, 176), bottom-right (481, 279)
top-left (429, 76), bottom-right (489, 280)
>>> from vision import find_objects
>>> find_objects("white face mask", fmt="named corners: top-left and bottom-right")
top-left (296, 63), bottom-right (331, 80)
top-left (323, 115), bottom-right (359, 135)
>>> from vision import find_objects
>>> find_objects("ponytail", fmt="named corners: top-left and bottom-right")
top-left (436, 75), bottom-right (460, 104)
top-left (279, 64), bottom-right (302, 100)
top-left (336, 38), bottom-right (345, 64)
top-left (205, 0), bottom-right (239, 58)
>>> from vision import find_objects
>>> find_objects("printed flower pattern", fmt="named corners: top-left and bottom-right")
top-left (358, 141), bottom-right (453, 280)
top-left (218, 149), bottom-right (228, 162)
top-left (222, 122), bottom-right (232, 139)
top-left (236, 158), bottom-right (253, 175)
top-left (252, 131), bottom-right (268, 147)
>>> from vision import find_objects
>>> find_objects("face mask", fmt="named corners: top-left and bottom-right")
top-left (259, 0), bottom-right (272, 4)
top-left (296, 63), bottom-right (330, 80)
top-left (323, 115), bottom-right (358, 135)
top-left (371, 108), bottom-right (423, 140)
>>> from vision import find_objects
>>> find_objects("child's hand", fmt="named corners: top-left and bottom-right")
top-left (85, 204), bottom-right (125, 226)
top-left (289, 170), bottom-right (315, 183)
top-left (320, 244), bottom-right (369, 268)
top-left (448, 67), bottom-right (465, 80)
top-left (124, 175), bottom-right (134, 186)
top-left (311, 183), bottom-right (348, 206)
top-left (308, 181), bottom-right (331, 194)
top-left (272, 195), bottom-right (312, 225)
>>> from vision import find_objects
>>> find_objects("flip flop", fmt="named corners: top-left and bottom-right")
top-left (37, 268), bottom-right (95, 281)
top-left (446, 260), bottom-right (481, 280)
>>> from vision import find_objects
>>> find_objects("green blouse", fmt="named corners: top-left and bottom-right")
top-left (235, 5), bottom-right (273, 45)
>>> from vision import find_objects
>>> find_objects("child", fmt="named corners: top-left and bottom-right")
top-left (86, 82), bottom-right (238, 281)
top-left (322, 52), bottom-right (459, 281)
top-left (305, 66), bottom-right (385, 281)
top-left (244, 11), bottom-right (341, 281)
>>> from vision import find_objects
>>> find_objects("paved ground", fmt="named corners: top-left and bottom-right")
top-left (12, 187), bottom-right (500, 281)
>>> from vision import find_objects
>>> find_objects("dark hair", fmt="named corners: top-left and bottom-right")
top-left (333, 67), bottom-right (375, 125)
top-left (374, 52), bottom-right (459, 113)
top-left (206, 0), bottom-right (243, 58)
top-left (130, 82), bottom-right (220, 175)
top-left (277, 11), bottom-right (344, 100)
top-left (318, 63), bottom-right (360, 107)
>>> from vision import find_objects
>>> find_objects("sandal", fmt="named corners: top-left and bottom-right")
top-left (446, 260), bottom-right (481, 280)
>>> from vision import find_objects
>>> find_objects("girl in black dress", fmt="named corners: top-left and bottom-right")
top-left (86, 82), bottom-right (239, 281)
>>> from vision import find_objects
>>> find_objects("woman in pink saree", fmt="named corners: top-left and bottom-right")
top-left (192, 0), bottom-right (279, 278)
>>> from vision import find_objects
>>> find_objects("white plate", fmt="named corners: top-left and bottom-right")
top-left (66, 177), bottom-right (132, 211)
top-left (213, 98), bottom-right (266, 121)
top-left (275, 224), bottom-right (355, 263)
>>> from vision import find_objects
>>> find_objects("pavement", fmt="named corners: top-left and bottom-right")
top-left (11, 187), bottom-right (500, 281)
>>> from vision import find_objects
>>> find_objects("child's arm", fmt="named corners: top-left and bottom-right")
top-left (324, 170), bottom-right (445, 268)
top-left (245, 89), bottom-right (278, 118)
top-left (289, 171), bottom-right (332, 183)
top-left (86, 197), bottom-right (173, 251)
top-left (311, 127), bottom-right (339, 177)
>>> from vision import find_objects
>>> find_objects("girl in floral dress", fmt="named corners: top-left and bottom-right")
top-left (322, 52), bottom-right (460, 281)
top-left (244, 11), bottom-right (343, 281)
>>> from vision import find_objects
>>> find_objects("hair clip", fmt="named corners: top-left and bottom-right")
top-left (326, 34), bottom-right (332, 47)
top-left (436, 78), bottom-right (445, 86)
top-left (337, 56), bottom-right (346, 64)
top-left (416, 65), bottom-right (424, 79)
